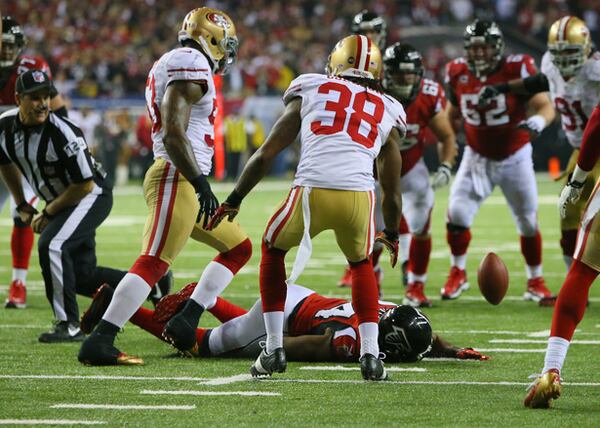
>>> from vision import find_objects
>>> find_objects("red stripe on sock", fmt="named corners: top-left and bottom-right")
top-left (521, 231), bottom-right (542, 267)
top-left (259, 241), bottom-right (287, 313)
top-left (11, 225), bottom-right (34, 269)
top-left (350, 259), bottom-right (379, 324)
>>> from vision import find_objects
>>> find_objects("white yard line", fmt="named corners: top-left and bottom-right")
top-left (0, 420), bottom-right (105, 425)
top-left (299, 366), bottom-right (426, 372)
top-left (141, 390), bottom-right (280, 397)
top-left (257, 379), bottom-right (600, 386)
top-left (198, 374), bottom-right (255, 385)
top-left (0, 375), bottom-right (209, 382)
top-left (51, 404), bottom-right (194, 410)
top-left (489, 339), bottom-right (600, 345)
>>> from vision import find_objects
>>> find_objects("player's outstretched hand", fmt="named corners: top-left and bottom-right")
top-left (431, 163), bottom-right (452, 191)
top-left (476, 85), bottom-right (499, 109)
top-left (375, 229), bottom-right (399, 268)
top-left (558, 176), bottom-right (585, 219)
top-left (456, 347), bottom-right (490, 361)
top-left (191, 175), bottom-right (219, 229)
top-left (206, 203), bottom-right (239, 231)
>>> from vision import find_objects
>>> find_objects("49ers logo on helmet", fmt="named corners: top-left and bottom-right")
top-left (207, 13), bottom-right (230, 28)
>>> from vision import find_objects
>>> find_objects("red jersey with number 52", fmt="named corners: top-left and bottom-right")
top-left (400, 78), bottom-right (447, 175)
top-left (0, 55), bottom-right (52, 107)
top-left (284, 73), bottom-right (406, 191)
top-left (445, 54), bottom-right (537, 160)
top-left (288, 293), bottom-right (396, 361)
top-left (145, 48), bottom-right (216, 175)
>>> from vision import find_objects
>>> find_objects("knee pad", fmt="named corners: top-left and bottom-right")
top-left (516, 212), bottom-right (538, 236)
top-left (130, 255), bottom-right (169, 286)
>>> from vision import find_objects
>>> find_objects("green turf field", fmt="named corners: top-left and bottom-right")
top-left (1, 175), bottom-right (599, 427)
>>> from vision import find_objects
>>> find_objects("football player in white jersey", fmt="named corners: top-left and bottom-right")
top-left (78, 8), bottom-right (253, 366)
top-left (478, 16), bottom-right (599, 276)
top-left (209, 35), bottom-right (406, 380)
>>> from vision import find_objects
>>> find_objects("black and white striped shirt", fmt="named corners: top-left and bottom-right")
top-left (0, 108), bottom-right (107, 202)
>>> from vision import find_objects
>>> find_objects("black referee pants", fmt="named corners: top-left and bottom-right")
top-left (38, 190), bottom-right (126, 324)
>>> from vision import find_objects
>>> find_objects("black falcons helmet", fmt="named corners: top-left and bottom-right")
top-left (1, 16), bottom-right (27, 69)
top-left (351, 10), bottom-right (387, 50)
top-left (383, 43), bottom-right (424, 102)
top-left (378, 305), bottom-right (433, 363)
top-left (464, 19), bottom-right (504, 77)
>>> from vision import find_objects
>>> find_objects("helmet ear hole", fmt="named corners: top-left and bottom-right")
top-left (211, 37), bottom-right (218, 46)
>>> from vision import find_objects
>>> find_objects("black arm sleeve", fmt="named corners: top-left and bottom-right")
top-left (522, 73), bottom-right (550, 95)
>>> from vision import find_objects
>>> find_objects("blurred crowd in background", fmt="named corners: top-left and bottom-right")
top-left (3, 0), bottom-right (600, 181)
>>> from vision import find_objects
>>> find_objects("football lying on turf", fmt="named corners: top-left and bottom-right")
top-left (477, 252), bottom-right (509, 305)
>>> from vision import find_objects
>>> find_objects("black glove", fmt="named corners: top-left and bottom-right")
top-left (477, 85), bottom-right (500, 109)
top-left (190, 175), bottom-right (219, 229)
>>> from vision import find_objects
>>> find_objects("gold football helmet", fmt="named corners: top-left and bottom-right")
top-left (548, 16), bottom-right (591, 77)
top-left (326, 34), bottom-right (382, 80)
top-left (178, 7), bottom-right (238, 75)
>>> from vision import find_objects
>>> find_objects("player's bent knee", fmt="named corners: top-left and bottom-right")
top-left (516, 213), bottom-right (538, 236)
top-left (130, 255), bottom-right (169, 286)
top-left (214, 238), bottom-right (252, 274)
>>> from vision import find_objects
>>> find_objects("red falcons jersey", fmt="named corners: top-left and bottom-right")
top-left (445, 54), bottom-right (537, 160)
top-left (288, 293), bottom-right (396, 361)
top-left (400, 78), bottom-right (447, 175)
top-left (0, 55), bottom-right (52, 106)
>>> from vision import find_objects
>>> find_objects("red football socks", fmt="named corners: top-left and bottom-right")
top-left (11, 225), bottom-right (34, 269)
top-left (350, 259), bottom-right (379, 324)
top-left (447, 226), bottom-right (471, 256)
top-left (551, 260), bottom-right (599, 341)
top-left (259, 241), bottom-right (287, 313)
top-left (209, 296), bottom-right (247, 323)
top-left (521, 231), bottom-right (542, 266)
top-left (409, 236), bottom-right (431, 276)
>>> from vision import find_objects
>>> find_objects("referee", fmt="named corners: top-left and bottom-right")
top-left (0, 70), bottom-right (171, 342)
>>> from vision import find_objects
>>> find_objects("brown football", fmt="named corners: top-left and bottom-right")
top-left (477, 252), bottom-right (509, 305)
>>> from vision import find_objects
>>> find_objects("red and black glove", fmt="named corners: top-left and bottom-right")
top-left (456, 347), bottom-right (490, 361)
top-left (375, 229), bottom-right (399, 268)
top-left (206, 190), bottom-right (242, 231)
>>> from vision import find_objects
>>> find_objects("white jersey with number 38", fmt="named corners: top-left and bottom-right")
top-left (542, 50), bottom-right (600, 149)
top-left (145, 47), bottom-right (217, 175)
top-left (284, 74), bottom-right (406, 191)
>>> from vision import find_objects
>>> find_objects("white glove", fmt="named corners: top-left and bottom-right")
top-left (558, 173), bottom-right (586, 219)
top-left (518, 114), bottom-right (546, 139)
top-left (431, 163), bottom-right (452, 191)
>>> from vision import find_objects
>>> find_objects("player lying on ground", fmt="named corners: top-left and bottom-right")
top-left (524, 97), bottom-right (600, 409)
top-left (80, 281), bottom-right (489, 365)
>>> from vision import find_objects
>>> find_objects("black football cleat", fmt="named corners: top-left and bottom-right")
top-left (38, 321), bottom-right (85, 343)
top-left (78, 332), bottom-right (143, 366)
top-left (360, 353), bottom-right (388, 381)
top-left (250, 347), bottom-right (287, 377)
top-left (162, 314), bottom-right (199, 355)
top-left (80, 284), bottom-right (114, 335)
top-left (149, 270), bottom-right (174, 307)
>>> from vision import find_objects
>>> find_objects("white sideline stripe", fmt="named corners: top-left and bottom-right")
top-left (299, 366), bottom-right (426, 372)
top-left (141, 390), bottom-right (281, 397)
top-left (490, 339), bottom-right (600, 345)
top-left (198, 374), bottom-right (254, 385)
top-left (51, 404), bottom-right (194, 410)
top-left (0, 420), bottom-right (106, 425)
top-left (0, 375), bottom-right (209, 382)
top-left (421, 358), bottom-right (482, 362)
top-left (476, 348), bottom-right (546, 353)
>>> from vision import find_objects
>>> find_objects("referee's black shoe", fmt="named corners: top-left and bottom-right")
top-left (148, 270), bottom-right (173, 307)
top-left (38, 321), bottom-right (85, 343)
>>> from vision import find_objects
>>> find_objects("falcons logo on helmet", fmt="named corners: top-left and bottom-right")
top-left (383, 325), bottom-right (413, 354)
